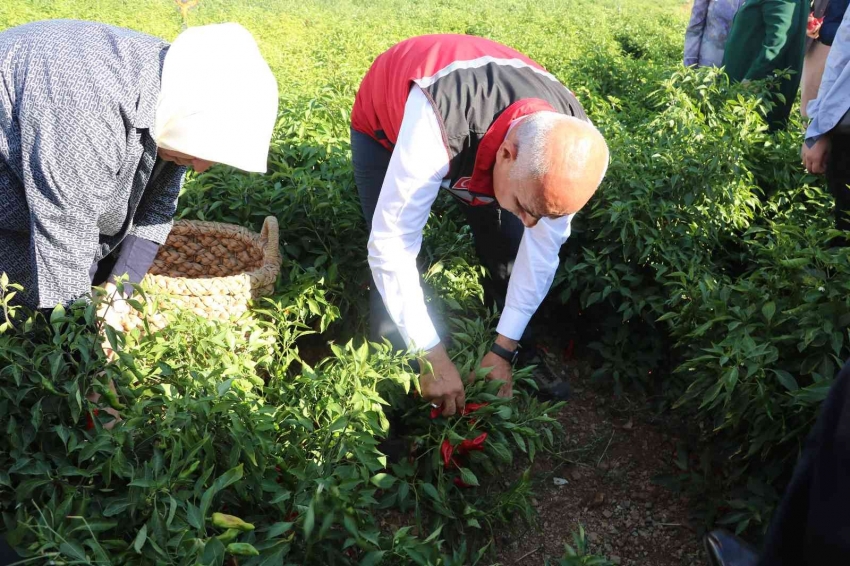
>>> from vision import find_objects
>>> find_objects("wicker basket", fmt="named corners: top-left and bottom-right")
top-left (123, 216), bottom-right (281, 331)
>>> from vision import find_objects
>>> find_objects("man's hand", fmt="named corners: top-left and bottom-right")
top-left (802, 137), bottom-right (830, 175)
top-left (474, 334), bottom-right (517, 398)
top-left (419, 343), bottom-right (466, 417)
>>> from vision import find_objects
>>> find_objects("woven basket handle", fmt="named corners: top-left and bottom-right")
top-left (260, 216), bottom-right (281, 267)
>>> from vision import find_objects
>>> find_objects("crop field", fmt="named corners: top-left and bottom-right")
top-left (1, 0), bottom-right (847, 564)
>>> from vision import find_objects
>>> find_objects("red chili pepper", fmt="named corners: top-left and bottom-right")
top-left (457, 432), bottom-right (488, 455)
top-left (461, 402), bottom-right (488, 416)
top-left (285, 511), bottom-right (298, 522)
top-left (441, 440), bottom-right (455, 469)
top-left (564, 339), bottom-right (575, 361)
top-left (85, 409), bottom-right (100, 431)
top-left (453, 477), bottom-right (473, 488)
top-left (430, 406), bottom-right (442, 419)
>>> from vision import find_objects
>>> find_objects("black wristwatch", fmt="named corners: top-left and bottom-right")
top-left (490, 342), bottom-right (520, 365)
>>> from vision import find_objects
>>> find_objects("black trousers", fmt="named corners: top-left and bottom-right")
top-left (350, 128), bottom-right (526, 350)
top-left (758, 359), bottom-right (850, 565)
top-left (828, 130), bottom-right (850, 234)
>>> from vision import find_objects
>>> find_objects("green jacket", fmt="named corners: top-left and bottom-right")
top-left (722, 0), bottom-right (807, 128)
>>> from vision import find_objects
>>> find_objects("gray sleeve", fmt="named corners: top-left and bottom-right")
top-left (684, 0), bottom-right (710, 66)
top-left (19, 105), bottom-right (121, 308)
top-left (129, 161), bottom-right (185, 244)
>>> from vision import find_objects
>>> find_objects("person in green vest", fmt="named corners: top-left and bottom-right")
top-left (722, 0), bottom-right (808, 129)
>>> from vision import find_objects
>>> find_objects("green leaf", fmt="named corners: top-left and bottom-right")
top-left (129, 478), bottom-right (159, 488)
top-left (762, 302), bottom-right (776, 323)
top-left (303, 501), bottom-right (316, 539)
top-left (496, 405), bottom-right (512, 420)
top-left (370, 473), bottom-right (396, 489)
top-left (488, 441), bottom-right (513, 464)
top-left (59, 541), bottom-right (87, 562)
top-left (166, 496), bottom-right (178, 527)
top-left (459, 468), bottom-right (480, 487)
top-left (405, 545), bottom-right (430, 565)
top-left (343, 514), bottom-right (359, 537)
top-left (200, 464), bottom-right (244, 520)
top-left (360, 550), bottom-right (385, 566)
top-left (772, 369), bottom-right (799, 391)
top-left (50, 304), bottom-right (66, 324)
top-left (265, 522), bottom-right (294, 539)
top-left (104, 324), bottom-right (119, 353)
top-left (70, 519), bottom-right (118, 535)
top-left (133, 524), bottom-right (147, 554)
top-left (724, 367), bottom-right (739, 391)
top-left (699, 381), bottom-right (724, 409)
top-left (202, 536), bottom-right (226, 566)
top-left (103, 498), bottom-right (131, 518)
top-left (186, 502), bottom-right (203, 530)
top-left (420, 482), bottom-right (440, 502)
top-left (511, 431), bottom-right (527, 453)
top-left (424, 524), bottom-right (443, 542)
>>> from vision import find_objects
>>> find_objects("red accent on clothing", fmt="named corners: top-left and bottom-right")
top-left (351, 34), bottom-right (545, 150)
top-left (466, 98), bottom-right (556, 200)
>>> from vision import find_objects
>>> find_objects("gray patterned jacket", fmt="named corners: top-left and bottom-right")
top-left (0, 20), bottom-right (186, 309)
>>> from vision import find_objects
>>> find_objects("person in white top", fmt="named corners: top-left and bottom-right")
top-left (350, 34), bottom-right (609, 416)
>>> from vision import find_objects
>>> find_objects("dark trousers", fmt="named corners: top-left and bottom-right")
top-left (350, 128), bottom-right (525, 350)
top-left (0, 538), bottom-right (18, 565)
top-left (828, 130), bottom-right (850, 233)
top-left (758, 359), bottom-right (850, 565)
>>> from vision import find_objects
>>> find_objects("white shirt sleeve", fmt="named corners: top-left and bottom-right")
top-left (496, 214), bottom-right (573, 341)
top-left (368, 86), bottom-right (449, 352)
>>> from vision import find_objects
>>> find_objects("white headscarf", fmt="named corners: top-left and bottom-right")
top-left (154, 23), bottom-right (278, 173)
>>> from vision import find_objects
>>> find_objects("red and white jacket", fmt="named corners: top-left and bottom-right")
top-left (352, 34), bottom-right (587, 205)
top-left (352, 35), bottom-right (588, 351)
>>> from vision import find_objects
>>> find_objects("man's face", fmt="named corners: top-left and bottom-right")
top-left (493, 156), bottom-right (545, 228)
top-left (158, 149), bottom-right (215, 173)
top-left (492, 121), bottom-right (605, 228)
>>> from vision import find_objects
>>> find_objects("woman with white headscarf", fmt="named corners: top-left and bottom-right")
top-left (0, 20), bottom-right (278, 324)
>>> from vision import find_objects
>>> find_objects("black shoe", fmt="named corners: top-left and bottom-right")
top-left (704, 529), bottom-right (759, 566)
top-left (376, 411), bottom-right (410, 466)
top-left (518, 345), bottom-right (571, 402)
top-left (377, 436), bottom-right (408, 465)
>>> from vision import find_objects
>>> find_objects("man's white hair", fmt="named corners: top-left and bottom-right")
top-left (511, 111), bottom-right (608, 185)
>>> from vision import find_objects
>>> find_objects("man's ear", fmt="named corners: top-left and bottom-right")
top-left (498, 139), bottom-right (517, 163)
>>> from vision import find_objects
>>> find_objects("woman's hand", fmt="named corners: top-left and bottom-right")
top-left (96, 282), bottom-right (130, 360)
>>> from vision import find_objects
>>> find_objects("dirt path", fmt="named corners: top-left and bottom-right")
top-left (495, 355), bottom-right (707, 566)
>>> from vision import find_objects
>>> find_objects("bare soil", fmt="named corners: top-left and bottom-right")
top-left (494, 352), bottom-right (706, 566)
